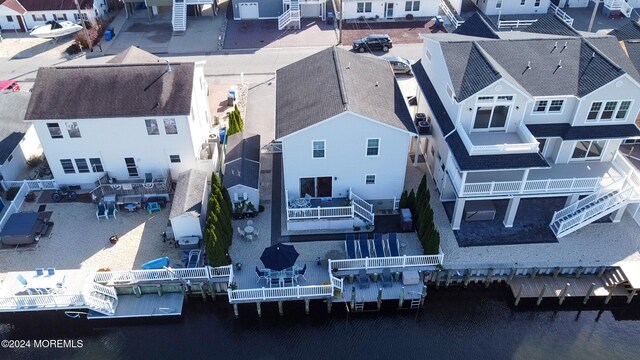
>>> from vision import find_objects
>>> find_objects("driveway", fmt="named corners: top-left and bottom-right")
top-left (224, 19), bottom-right (337, 50)
top-left (341, 18), bottom-right (443, 46)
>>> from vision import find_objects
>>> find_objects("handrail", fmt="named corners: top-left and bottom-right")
top-left (439, 0), bottom-right (464, 28)
top-left (93, 266), bottom-right (230, 284)
top-left (551, 177), bottom-right (626, 222)
top-left (227, 284), bottom-right (332, 303)
top-left (497, 19), bottom-right (537, 29)
top-left (549, 3), bottom-right (574, 26)
top-left (329, 254), bottom-right (443, 271)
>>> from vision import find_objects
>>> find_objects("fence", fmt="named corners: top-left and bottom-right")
top-left (329, 254), bottom-right (444, 271)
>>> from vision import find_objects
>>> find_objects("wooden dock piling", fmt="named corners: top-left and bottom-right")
top-left (377, 288), bottom-right (382, 311)
top-left (514, 284), bottom-right (524, 306)
top-left (536, 284), bottom-right (547, 306)
top-left (559, 283), bottom-right (570, 305)
top-left (256, 302), bottom-right (262, 317)
top-left (464, 269), bottom-right (471, 288)
top-left (305, 299), bottom-right (310, 315)
top-left (278, 301), bottom-right (284, 316)
top-left (485, 268), bottom-right (493, 288)
top-left (398, 286), bottom-right (405, 309)
top-left (583, 283), bottom-right (596, 304)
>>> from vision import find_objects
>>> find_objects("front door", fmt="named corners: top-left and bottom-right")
top-left (385, 3), bottom-right (394, 19)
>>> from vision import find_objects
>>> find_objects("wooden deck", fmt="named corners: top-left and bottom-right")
top-left (508, 276), bottom-right (630, 299)
top-left (87, 293), bottom-right (184, 319)
top-left (234, 261), bottom-right (330, 290)
top-left (335, 280), bottom-right (424, 303)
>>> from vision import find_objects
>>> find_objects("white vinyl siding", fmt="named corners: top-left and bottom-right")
top-left (586, 101), bottom-right (633, 122)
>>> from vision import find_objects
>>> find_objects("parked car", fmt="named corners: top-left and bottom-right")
top-left (0, 80), bottom-right (20, 92)
top-left (384, 56), bottom-right (412, 75)
top-left (353, 34), bottom-right (393, 53)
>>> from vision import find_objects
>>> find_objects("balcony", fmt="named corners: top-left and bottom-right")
top-left (92, 171), bottom-right (173, 198)
top-left (458, 123), bottom-right (539, 156)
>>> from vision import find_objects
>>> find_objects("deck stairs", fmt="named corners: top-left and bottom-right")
top-left (409, 296), bottom-right (421, 309)
top-left (602, 268), bottom-right (629, 288)
top-left (278, 0), bottom-right (301, 30)
top-left (354, 297), bottom-right (365, 312)
top-left (604, 0), bottom-right (633, 17)
top-left (350, 190), bottom-right (375, 226)
top-left (550, 179), bottom-right (640, 238)
top-left (84, 283), bottom-right (118, 316)
top-left (172, 0), bottom-right (187, 32)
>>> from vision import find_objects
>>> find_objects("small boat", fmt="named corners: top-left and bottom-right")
top-left (29, 21), bottom-right (83, 39)
top-left (141, 257), bottom-right (170, 270)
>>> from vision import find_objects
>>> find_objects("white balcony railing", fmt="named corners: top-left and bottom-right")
top-left (329, 254), bottom-right (444, 272)
top-left (497, 19), bottom-right (538, 29)
top-left (439, 0), bottom-right (464, 28)
top-left (549, 3), bottom-right (574, 26)
top-left (227, 284), bottom-right (333, 303)
top-left (93, 266), bottom-right (232, 284)
top-left (457, 125), bottom-right (539, 156)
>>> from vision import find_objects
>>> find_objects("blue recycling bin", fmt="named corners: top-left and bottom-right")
top-left (105, 29), bottom-right (112, 41)
top-left (219, 128), bottom-right (227, 145)
top-left (327, 12), bottom-right (334, 25)
top-left (228, 88), bottom-right (237, 100)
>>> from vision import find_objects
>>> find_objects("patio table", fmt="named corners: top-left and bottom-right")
top-left (291, 198), bottom-right (310, 208)
top-left (244, 226), bottom-right (254, 235)
top-left (27, 274), bottom-right (65, 293)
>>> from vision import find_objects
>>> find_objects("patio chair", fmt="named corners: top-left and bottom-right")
top-left (358, 234), bottom-right (371, 258)
top-left (304, 193), bottom-right (312, 206)
top-left (246, 234), bottom-right (253, 242)
top-left (382, 268), bottom-right (392, 288)
top-left (345, 234), bottom-right (357, 259)
top-left (255, 267), bottom-right (268, 284)
top-left (106, 202), bottom-right (118, 219)
top-left (373, 233), bottom-right (385, 257)
top-left (237, 227), bottom-right (245, 238)
top-left (296, 264), bottom-right (307, 282)
top-left (358, 269), bottom-right (370, 289)
top-left (47, 268), bottom-right (55, 276)
top-left (96, 203), bottom-right (108, 220)
top-left (247, 220), bottom-right (254, 226)
top-left (16, 274), bottom-right (28, 287)
top-left (35, 268), bottom-right (44, 276)
top-left (253, 229), bottom-right (259, 238)
top-left (387, 233), bottom-right (400, 257)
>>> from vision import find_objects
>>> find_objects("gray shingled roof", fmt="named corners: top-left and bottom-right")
top-left (25, 62), bottom-right (194, 120)
top-left (0, 92), bottom-right (31, 165)
top-left (107, 46), bottom-right (162, 64)
top-left (275, 47), bottom-right (414, 139)
top-left (522, 14), bottom-right (580, 37)
top-left (622, 41), bottom-right (640, 74)
top-left (527, 123), bottom-right (640, 140)
top-left (412, 61), bottom-right (455, 135)
top-left (608, 21), bottom-right (640, 41)
top-left (223, 133), bottom-right (261, 190)
top-left (587, 36), bottom-right (640, 83)
top-left (453, 12), bottom-right (499, 39)
top-left (169, 169), bottom-right (208, 219)
top-left (440, 42), bottom-right (501, 101)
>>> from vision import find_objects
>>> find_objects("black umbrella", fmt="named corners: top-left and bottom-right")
top-left (260, 244), bottom-right (299, 271)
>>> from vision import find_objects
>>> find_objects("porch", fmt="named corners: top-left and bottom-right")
top-left (90, 171), bottom-right (173, 199)
top-left (285, 190), bottom-right (375, 231)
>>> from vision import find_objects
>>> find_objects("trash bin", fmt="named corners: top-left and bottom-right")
top-left (327, 12), bottom-right (334, 25)
top-left (228, 88), bottom-right (237, 100)
top-left (109, 27), bottom-right (115, 37)
top-left (227, 94), bottom-right (234, 106)
top-left (219, 128), bottom-right (227, 144)
top-left (104, 29), bottom-right (112, 41)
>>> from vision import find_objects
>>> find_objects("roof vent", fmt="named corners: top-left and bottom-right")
top-left (347, 62), bottom-right (351, 69)
top-left (592, 51), bottom-right (596, 58)
top-left (554, 59), bottom-right (563, 74)
top-left (375, 81), bottom-right (379, 87)
top-left (165, 59), bottom-right (172, 73)
top-left (522, 61), bottom-right (531, 75)
top-left (561, 41), bottom-right (567, 52)
top-left (551, 41), bottom-right (558, 53)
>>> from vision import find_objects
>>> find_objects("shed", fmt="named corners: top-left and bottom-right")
top-left (223, 133), bottom-right (260, 209)
top-left (169, 169), bottom-right (208, 241)
top-left (0, 92), bottom-right (41, 181)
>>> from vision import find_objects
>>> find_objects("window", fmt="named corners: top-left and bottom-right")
top-left (601, 101), bottom-right (617, 120)
top-left (587, 102), bottom-right (601, 120)
top-left (164, 118), bottom-right (178, 134)
top-left (586, 101), bottom-right (632, 122)
top-left (6, 16), bottom-right (13, 22)
top-left (533, 99), bottom-right (564, 113)
top-left (478, 96), bottom-right (494, 102)
top-left (473, 105), bottom-right (509, 130)
top-left (520, 0), bottom-right (526, 5)
top-left (169, 155), bottom-right (181, 163)
top-left (497, 96), bottom-right (513, 101)
top-left (617, 101), bottom-right (631, 120)
top-left (125, 157), bottom-right (138, 177)
top-left (66, 122), bottom-right (81, 138)
top-left (425, 48), bottom-right (432, 61)
top-left (534, 0), bottom-right (540, 6)
top-left (357, 2), bottom-right (372, 13)
top-left (60, 159), bottom-right (75, 174)
top-left (73, 13), bottom-right (88, 21)
top-left (534, 100), bottom-right (548, 113)
top-left (405, 1), bottom-right (419, 11)
top-left (365, 175), bottom-right (376, 185)
top-left (366, 138), bottom-right (380, 156)
top-left (312, 140), bottom-right (325, 158)
top-left (47, 123), bottom-right (63, 139)
top-left (549, 100), bottom-right (564, 113)
top-left (32, 14), bottom-right (46, 21)
top-left (75, 159), bottom-right (89, 173)
top-left (496, 0), bottom-right (502, 8)
top-left (571, 140), bottom-right (605, 160)
top-left (145, 119), bottom-right (159, 135)
top-left (235, 193), bottom-right (248, 202)
top-left (299, 177), bottom-right (332, 198)
top-left (90, 158), bottom-right (104, 172)
top-left (7, 154), bottom-right (13, 163)
top-left (53, 14), bottom-right (67, 21)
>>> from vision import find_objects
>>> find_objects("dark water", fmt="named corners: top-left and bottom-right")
top-left (2, 287), bottom-right (640, 360)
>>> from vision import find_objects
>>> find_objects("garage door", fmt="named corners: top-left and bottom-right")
top-left (300, 4), bottom-right (321, 18)
top-left (239, 2), bottom-right (259, 19)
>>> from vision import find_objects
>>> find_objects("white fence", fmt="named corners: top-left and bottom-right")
top-left (227, 284), bottom-right (333, 303)
top-left (329, 254), bottom-right (444, 271)
top-left (93, 266), bottom-right (232, 285)
top-left (549, 3), bottom-right (574, 26)
top-left (497, 19), bottom-right (537, 29)
top-left (439, 0), bottom-right (464, 28)
top-left (1, 179), bottom-right (58, 192)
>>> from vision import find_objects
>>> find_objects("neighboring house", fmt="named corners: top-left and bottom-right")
top-left (0, 0), bottom-right (108, 32)
top-left (0, 92), bottom-right (42, 182)
top-left (473, 0), bottom-right (550, 16)
top-left (223, 133), bottom-right (261, 210)
top-left (169, 169), bottom-right (208, 241)
top-left (275, 47), bottom-right (415, 231)
top-left (121, 0), bottom-right (217, 32)
top-left (412, 24), bottom-right (640, 238)
top-left (24, 46), bottom-right (217, 190)
top-left (231, 0), bottom-right (326, 30)
top-left (341, 0), bottom-right (438, 21)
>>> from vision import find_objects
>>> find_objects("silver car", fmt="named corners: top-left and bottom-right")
top-left (383, 56), bottom-right (412, 75)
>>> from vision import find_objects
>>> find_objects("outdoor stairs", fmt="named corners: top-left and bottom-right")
top-left (602, 268), bottom-right (629, 288)
top-left (172, 0), bottom-right (187, 32)
top-left (84, 283), bottom-right (118, 316)
top-left (604, 0), bottom-right (633, 18)
top-left (278, 0), bottom-right (301, 30)
top-left (354, 297), bottom-right (365, 312)
top-left (350, 190), bottom-right (375, 226)
top-left (550, 182), bottom-right (640, 238)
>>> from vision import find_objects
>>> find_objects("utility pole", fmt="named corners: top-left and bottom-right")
top-left (339, 0), bottom-right (343, 45)
top-left (73, 0), bottom-right (92, 52)
top-left (587, 0), bottom-right (600, 33)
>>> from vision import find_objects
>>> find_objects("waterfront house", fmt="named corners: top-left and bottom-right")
top-left (223, 133), bottom-right (261, 210)
top-left (0, 92), bottom-right (42, 182)
top-left (0, 0), bottom-right (108, 32)
top-left (340, 0), bottom-right (438, 21)
top-left (412, 25), bottom-right (640, 238)
top-left (24, 47), bottom-right (217, 192)
top-left (230, 0), bottom-right (327, 30)
top-left (275, 47), bottom-right (415, 231)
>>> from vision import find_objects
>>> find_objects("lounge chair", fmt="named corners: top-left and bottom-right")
top-left (106, 202), bottom-right (117, 219)
top-left (96, 203), bottom-right (108, 220)
top-left (358, 269), bottom-right (370, 289)
top-left (345, 234), bottom-right (357, 259)
top-left (387, 233), bottom-right (399, 257)
top-left (186, 250), bottom-right (202, 268)
top-left (35, 268), bottom-right (44, 276)
top-left (382, 268), bottom-right (392, 288)
top-left (373, 233), bottom-right (385, 257)
top-left (255, 267), bottom-right (268, 284)
top-left (358, 234), bottom-right (371, 258)
top-left (47, 268), bottom-right (55, 276)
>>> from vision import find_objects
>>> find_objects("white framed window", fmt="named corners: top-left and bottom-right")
top-left (6, 16), bottom-right (13, 22)
top-left (586, 101), bottom-right (632, 122)
top-left (32, 14), bottom-right (46, 22)
top-left (60, 159), bottom-right (75, 174)
top-left (478, 96), bottom-right (494, 102)
top-left (549, 100), bottom-right (564, 113)
top-left (496, 0), bottom-right (502, 8)
top-left (234, 192), bottom-right (248, 202)
top-left (520, 0), bottom-right (526, 5)
top-left (534, 0), bottom-right (541, 6)
top-left (571, 140), bottom-right (606, 161)
top-left (534, 100), bottom-right (548, 113)
top-left (405, 1), bottom-right (419, 11)
top-left (7, 154), bottom-right (13, 163)
top-left (472, 95), bottom-right (514, 131)
top-left (356, 2), bottom-right (372, 13)
top-left (66, 122), bottom-right (81, 138)
top-left (312, 140), bottom-right (325, 158)
top-left (533, 99), bottom-right (564, 114)
top-left (90, 158), bottom-right (104, 172)
top-left (145, 119), bottom-right (159, 135)
top-left (53, 14), bottom-right (67, 21)
top-left (365, 174), bottom-right (376, 185)
top-left (75, 159), bottom-right (90, 173)
top-left (125, 157), bottom-right (138, 177)
top-left (47, 123), bottom-right (63, 139)
top-left (366, 138), bottom-right (380, 156)
top-left (164, 118), bottom-right (178, 134)
top-left (169, 155), bottom-right (181, 163)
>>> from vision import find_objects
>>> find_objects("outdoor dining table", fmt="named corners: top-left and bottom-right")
top-left (26, 273), bottom-right (65, 293)
top-left (290, 198), bottom-right (310, 208)
top-left (244, 225), bottom-right (254, 235)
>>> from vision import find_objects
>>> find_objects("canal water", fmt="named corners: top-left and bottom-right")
top-left (2, 286), bottom-right (640, 360)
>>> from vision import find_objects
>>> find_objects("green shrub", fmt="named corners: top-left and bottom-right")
top-left (6, 187), bottom-right (19, 201)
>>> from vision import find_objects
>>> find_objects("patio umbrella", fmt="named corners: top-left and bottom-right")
top-left (260, 244), bottom-right (300, 271)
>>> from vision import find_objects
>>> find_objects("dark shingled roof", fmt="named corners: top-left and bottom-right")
top-left (0, 0), bottom-right (93, 12)
top-left (0, 92), bottom-right (31, 165)
top-left (25, 62), bottom-right (194, 120)
top-left (586, 36), bottom-right (640, 83)
top-left (446, 131), bottom-right (550, 171)
top-left (223, 133), bottom-right (261, 190)
top-left (622, 40), bottom-right (640, 73)
top-left (527, 123), bottom-right (640, 140)
top-left (412, 60), bottom-right (455, 135)
top-left (608, 21), bottom-right (640, 41)
top-left (522, 14), bottom-right (580, 37)
top-left (169, 169), bottom-right (208, 219)
top-left (453, 12), bottom-right (499, 39)
top-left (275, 47), bottom-right (414, 139)
top-left (440, 42), bottom-right (502, 101)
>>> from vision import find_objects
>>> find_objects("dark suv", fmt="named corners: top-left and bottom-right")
top-left (353, 34), bottom-right (393, 53)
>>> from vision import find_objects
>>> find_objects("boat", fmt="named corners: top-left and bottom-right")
top-left (29, 21), bottom-right (83, 39)
top-left (141, 257), bottom-right (170, 270)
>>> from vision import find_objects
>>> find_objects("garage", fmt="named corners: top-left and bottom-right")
top-left (239, 2), bottom-right (259, 19)
top-left (300, 4), bottom-right (321, 18)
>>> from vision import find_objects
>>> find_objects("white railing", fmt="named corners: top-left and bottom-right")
top-left (184, 0), bottom-right (213, 3)
top-left (278, 6), bottom-right (300, 30)
top-left (549, 3), bottom-right (574, 26)
top-left (1, 179), bottom-right (58, 191)
top-left (84, 293), bottom-right (115, 315)
top-left (350, 189), bottom-right (375, 224)
top-left (457, 127), bottom-right (539, 156)
top-left (329, 254), bottom-right (444, 271)
top-left (497, 19), bottom-right (538, 29)
top-left (439, 0), bottom-right (464, 28)
top-left (91, 282), bottom-right (118, 299)
top-left (0, 182), bottom-right (31, 231)
top-left (287, 206), bottom-right (353, 220)
top-left (604, 0), bottom-right (633, 16)
top-left (330, 275), bottom-right (343, 293)
top-left (227, 284), bottom-right (333, 303)
top-left (461, 176), bottom-right (623, 197)
top-left (0, 293), bottom-right (85, 310)
top-left (93, 266), bottom-right (231, 285)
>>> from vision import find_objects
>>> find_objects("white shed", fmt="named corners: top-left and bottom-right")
top-left (223, 133), bottom-right (260, 210)
top-left (169, 169), bottom-right (208, 241)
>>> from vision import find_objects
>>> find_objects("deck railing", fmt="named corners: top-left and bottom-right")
top-left (0, 293), bottom-right (85, 310)
top-left (227, 284), bottom-right (333, 303)
top-left (287, 206), bottom-right (353, 220)
top-left (497, 19), bottom-right (538, 29)
top-left (1, 179), bottom-right (58, 191)
top-left (549, 3), bottom-right (574, 26)
top-left (92, 171), bottom-right (172, 198)
top-left (439, 0), bottom-right (464, 28)
top-left (350, 189), bottom-right (375, 224)
top-left (329, 254), bottom-right (444, 271)
top-left (93, 266), bottom-right (231, 285)
top-left (457, 126), bottom-right (539, 155)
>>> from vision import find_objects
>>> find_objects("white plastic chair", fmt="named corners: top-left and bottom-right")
top-left (253, 229), bottom-right (259, 238)
top-left (247, 220), bottom-right (254, 226)
top-left (237, 227), bottom-right (245, 238)
top-left (246, 234), bottom-right (253, 242)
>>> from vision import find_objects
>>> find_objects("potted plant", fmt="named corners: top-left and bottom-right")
top-left (246, 202), bottom-right (257, 217)
top-left (229, 282), bottom-right (237, 290)
top-left (406, 14), bottom-right (414, 20)
top-left (232, 200), bottom-right (247, 219)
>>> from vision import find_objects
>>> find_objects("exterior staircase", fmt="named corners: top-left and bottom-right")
top-left (172, 0), bottom-right (187, 32)
top-left (350, 190), bottom-right (375, 226)
top-left (278, 0), bottom-right (301, 30)
top-left (604, 0), bottom-right (633, 18)
top-left (602, 268), bottom-right (629, 288)
top-left (84, 282), bottom-right (118, 315)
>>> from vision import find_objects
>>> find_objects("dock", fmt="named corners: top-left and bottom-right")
top-left (87, 293), bottom-right (185, 319)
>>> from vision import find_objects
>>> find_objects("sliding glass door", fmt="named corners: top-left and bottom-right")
top-left (299, 177), bottom-right (332, 198)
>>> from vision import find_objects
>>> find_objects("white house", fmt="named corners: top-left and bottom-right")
top-left (24, 47), bottom-right (217, 191)
top-left (223, 133), bottom-right (261, 210)
top-left (341, 0), bottom-right (438, 21)
top-left (0, 92), bottom-right (42, 182)
top-left (473, 0), bottom-right (551, 16)
top-left (0, 0), bottom-right (108, 32)
top-left (169, 169), bottom-right (208, 242)
top-left (275, 47), bottom-right (416, 231)
top-left (412, 20), bottom-right (640, 238)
